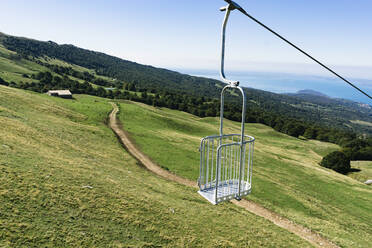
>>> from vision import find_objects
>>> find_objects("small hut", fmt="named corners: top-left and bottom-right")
top-left (47, 90), bottom-right (72, 99)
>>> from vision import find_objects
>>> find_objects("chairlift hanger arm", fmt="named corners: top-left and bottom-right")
top-left (220, 4), bottom-right (239, 86)
top-left (221, 0), bottom-right (372, 100)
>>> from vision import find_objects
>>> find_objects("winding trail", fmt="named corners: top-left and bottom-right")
top-left (109, 102), bottom-right (339, 248)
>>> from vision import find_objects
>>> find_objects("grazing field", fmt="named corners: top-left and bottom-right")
top-left (0, 86), bottom-right (311, 247)
top-left (118, 101), bottom-right (372, 248)
top-left (350, 120), bottom-right (372, 127)
top-left (349, 161), bottom-right (372, 183)
top-left (0, 43), bottom-right (44, 83)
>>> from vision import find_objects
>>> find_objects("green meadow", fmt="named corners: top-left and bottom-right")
top-left (0, 86), bottom-right (312, 247)
top-left (0, 43), bottom-right (43, 83)
top-left (349, 161), bottom-right (372, 183)
top-left (118, 101), bottom-right (372, 248)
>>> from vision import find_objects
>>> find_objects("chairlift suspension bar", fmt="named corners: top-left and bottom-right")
top-left (221, 0), bottom-right (372, 100)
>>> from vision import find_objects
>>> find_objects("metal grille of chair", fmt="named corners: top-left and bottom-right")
top-left (198, 86), bottom-right (255, 205)
top-left (198, 2), bottom-right (255, 204)
top-left (199, 134), bottom-right (254, 204)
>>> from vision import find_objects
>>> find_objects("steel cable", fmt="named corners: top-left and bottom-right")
top-left (224, 0), bottom-right (372, 100)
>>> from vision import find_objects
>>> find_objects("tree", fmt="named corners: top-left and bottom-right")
top-left (206, 107), bottom-right (216, 117)
top-left (246, 115), bottom-right (257, 123)
top-left (303, 127), bottom-right (317, 139)
top-left (320, 151), bottom-right (350, 174)
top-left (128, 83), bottom-right (136, 91)
top-left (0, 76), bottom-right (9, 86)
top-left (354, 147), bottom-right (372, 160)
top-left (96, 86), bottom-right (107, 97)
top-left (107, 90), bottom-right (114, 99)
top-left (317, 130), bottom-right (329, 142)
top-left (283, 123), bottom-right (304, 138)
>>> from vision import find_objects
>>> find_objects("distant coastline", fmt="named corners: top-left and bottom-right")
top-left (177, 69), bottom-right (372, 105)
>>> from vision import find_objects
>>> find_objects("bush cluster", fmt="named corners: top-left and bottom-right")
top-left (320, 151), bottom-right (351, 174)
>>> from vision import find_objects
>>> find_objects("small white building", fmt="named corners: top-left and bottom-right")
top-left (47, 90), bottom-right (72, 99)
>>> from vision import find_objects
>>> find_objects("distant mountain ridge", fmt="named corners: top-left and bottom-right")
top-left (285, 89), bottom-right (371, 111)
top-left (296, 89), bottom-right (329, 97)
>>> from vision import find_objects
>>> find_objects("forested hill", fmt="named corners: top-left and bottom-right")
top-left (286, 90), bottom-right (371, 113)
top-left (1, 32), bottom-right (371, 136)
top-left (1, 33), bottom-right (223, 97)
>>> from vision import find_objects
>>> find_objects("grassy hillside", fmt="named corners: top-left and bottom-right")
top-left (0, 43), bottom-right (44, 83)
top-left (0, 85), bottom-right (312, 247)
top-left (2, 32), bottom-right (371, 136)
top-left (118, 101), bottom-right (372, 248)
top-left (349, 161), bottom-right (372, 183)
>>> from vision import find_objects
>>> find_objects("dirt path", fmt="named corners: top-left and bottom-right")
top-left (109, 102), bottom-right (339, 248)
top-left (109, 103), bottom-right (195, 187)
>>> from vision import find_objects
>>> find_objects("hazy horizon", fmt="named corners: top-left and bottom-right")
top-left (177, 68), bottom-right (372, 105)
top-left (1, 1), bottom-right (372, 75)
top-left (2, 28), bottom-right (371, 104)
top-left (2, 29), bottom-right (371, 104)
top-left (1, 0), bottom-right (371, 103)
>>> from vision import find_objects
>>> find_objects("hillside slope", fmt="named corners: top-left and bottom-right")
top-left (1, 32), bottom-right (371, 135)
top-left (0, 85), bottom-right (312, 247)
top-left (285, 90), bottom-right (372, 127)
top-left (118, 101), bottom-right (372, 248)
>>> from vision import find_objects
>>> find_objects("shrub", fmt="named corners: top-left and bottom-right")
top-left (320, 151), bottom-right (350, 174)
top-left (354, 147), bottom-right (372, 160)
top-left (303, 128), bottom-right (317, 139)
top-left (0, 77), bottom-right (9, 86)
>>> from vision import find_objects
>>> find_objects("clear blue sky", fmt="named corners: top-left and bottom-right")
top-left (1, 0), bottom-right (372, 81)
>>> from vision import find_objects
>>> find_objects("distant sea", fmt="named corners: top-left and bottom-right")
top-left (178, 69), bottom-right (372, 105)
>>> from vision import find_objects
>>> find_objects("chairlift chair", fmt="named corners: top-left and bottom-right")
top-left (198, 0), bottom-right (371, 205)
top-left (198, 1), bottom-right (255, 205)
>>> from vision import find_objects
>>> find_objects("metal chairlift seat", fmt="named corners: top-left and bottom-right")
top-left (198, 85), bottom-right (255, 204)
top-left (197, 1), bottom-right (255, 205)
top-left (198, 0), bottom-right (372, 205)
